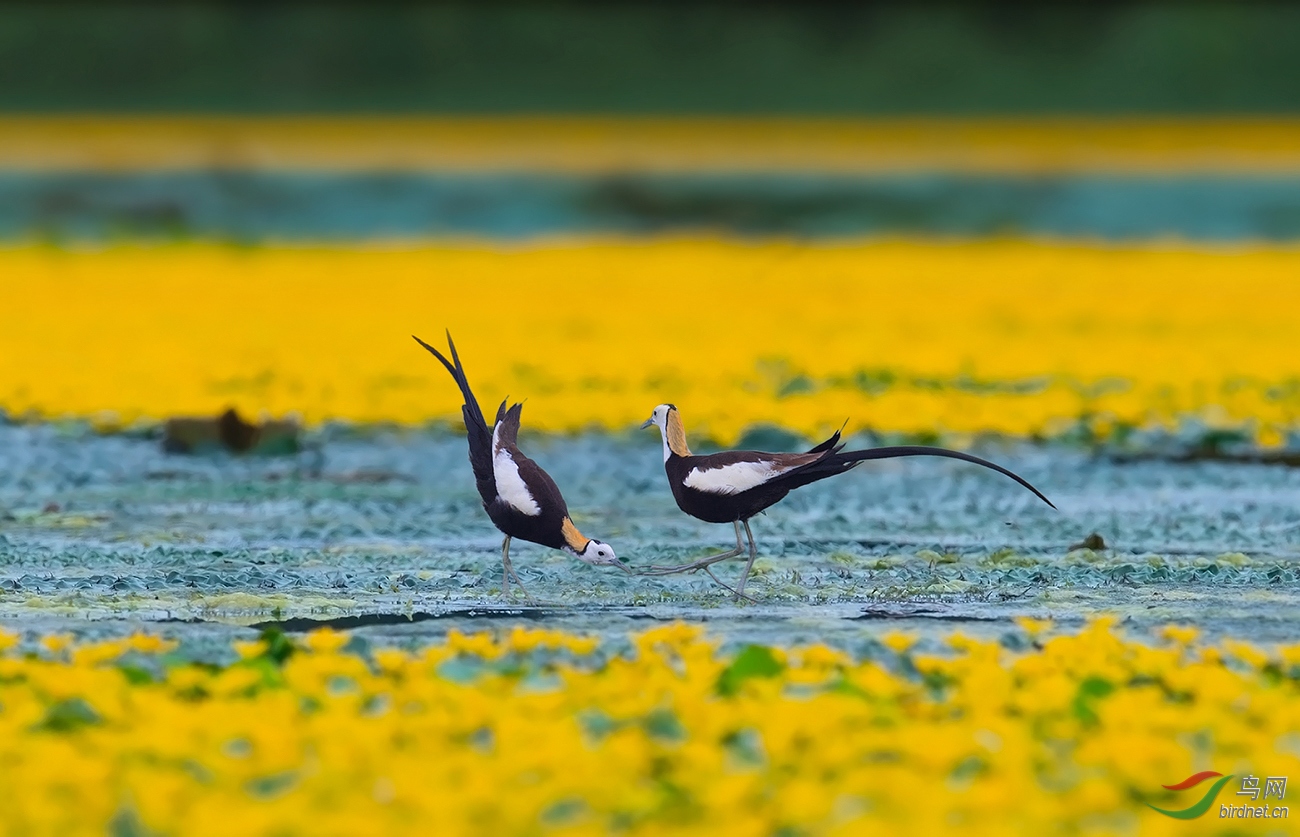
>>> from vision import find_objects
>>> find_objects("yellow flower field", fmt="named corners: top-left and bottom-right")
top-left (0, 622), bottom-right (1295, 836)
top-left (3, 239), bottom-right (1299, 443)
top-left (5, 116), bottom-right (1300, 174)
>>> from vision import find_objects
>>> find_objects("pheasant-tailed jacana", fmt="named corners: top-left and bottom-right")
top-left (414, 332), bottom-right (625, 597)
top-left (641, 404), bottom-right (1054, 599)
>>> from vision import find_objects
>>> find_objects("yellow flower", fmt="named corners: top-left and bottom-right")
top-left (4, 240), bottom-right (1299, 441)
top-left (372, 648), bottom-right (410, 675)
top-left (445, 629), bottom-right (503, 659)
top-left (1014, 617), bottom-right (1052, 638)
top-left (0, 616), bottom-right (1297, 834)
top-left (124, 633), bottom-right (178, 655)
top-left (39, 633), bottom-right (73, 654)
top-left (880, 631), bottom-right (916, 654)
top-left (302, 628), bottom-right (350, 654)
top-left (1221, 639), bottom-right (1271, 669)
top-left (1256, 424), bottom-right (1286, 448)
top-left (1158, 625), bottom-right (1200, 646)
top-left (232, 639), bottom-right (268, 660)
top-left (166, 664), bottom-right (212, 692)
top-left (70, 641), bottom-right (126, 667)
top-left (562, 635), bottom-right (600, 656)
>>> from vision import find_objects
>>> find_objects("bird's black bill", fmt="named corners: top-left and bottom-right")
top-left (840, 446), bottom-right (1057, 509)
top-left (640, 418), bottom-right (654, 429)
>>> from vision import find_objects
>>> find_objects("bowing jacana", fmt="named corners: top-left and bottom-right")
top-left (641, 404), bottom-right (1054, 599)
top-left (414, 332), bottom-right (625, 598)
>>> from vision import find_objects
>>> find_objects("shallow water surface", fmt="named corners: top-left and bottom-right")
top-left (1, 424), bottom-right (1297, 659)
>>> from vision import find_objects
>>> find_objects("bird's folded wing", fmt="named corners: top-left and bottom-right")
top-left (683, 452), bottom-right (822, 495)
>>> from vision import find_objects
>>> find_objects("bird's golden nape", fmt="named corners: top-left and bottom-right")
top-left (561, 518), bottom-right (623, 567)
top-left (560, 516), bottom-right (590, 554)
top-left (664, 408), bottom-right (692, 458)
top-left (643, 403), bottom-right (692, 460)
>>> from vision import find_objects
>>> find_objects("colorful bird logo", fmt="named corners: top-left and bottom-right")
top-left (1148, 771), bottom-right (1235, 819)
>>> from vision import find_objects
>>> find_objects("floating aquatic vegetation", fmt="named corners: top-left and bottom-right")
top-left (2, 239), bottom-right (1299, 445)
top-left (0, 622), bottom-right (1296, 835)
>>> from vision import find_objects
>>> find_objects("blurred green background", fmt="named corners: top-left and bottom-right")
top-left (4, 2), bottom-right (1298, 241)
top-left (2, 1), bottom-right (1298, 113)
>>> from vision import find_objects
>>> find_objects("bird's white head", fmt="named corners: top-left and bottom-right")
top-left (570, 538), bottom-right (627, 571)
top-left (560, 517), bottom-right (628, 572)
top-left (640, 403), bottom-right (672, 431)
top-left (641, 403), bottom-right (690, 460)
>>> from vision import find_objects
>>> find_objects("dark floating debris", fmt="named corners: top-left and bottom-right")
top-left (1103, 427), bottom-right (1300, 467)
top-left (163, 407), bottom-right (300, 455)
top-left (1069, 532), bottom-right (1108, 551)
top-left (1109, 450), bottom-right (1300, 467)
top-left (854, 605), bottom-right (1000, 622)
top-left (249, 608), bottom-right (551, 633)
top-left (324, 470), bottom-right (418, 485)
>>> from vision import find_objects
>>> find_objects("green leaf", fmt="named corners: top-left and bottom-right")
top-left (245, 771), bottom-right (298, 799)
top-left (109, 807), bottom-right (155, 837)
top-left (723, 728), bottom-right (766, 766)
top-left (541, 798), bottom-right (586, 826)
top-left (577, 709), bottom-right (618, 740)
top-left (238, 656), bottom-right (284, 689)
top-left (1071, 676), bottom-right (1115, 726)
top-left (717, 645), bottom-right (784, 697)
top-left (34, 697), bottom-right (102, 732)
top-left (117, 664), bottom-right (155, 685)
top-left (257, 627), bottom-right (295, 665)
top-left (436, 657), bottom-right (485, 684)
top-left (642, 708), bottom-right (686, 742)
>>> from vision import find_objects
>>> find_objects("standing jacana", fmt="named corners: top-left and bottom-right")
top-left (641, 404), bottom-right (1054, 599)
top-left (414, 332), bottom-right (625, 598)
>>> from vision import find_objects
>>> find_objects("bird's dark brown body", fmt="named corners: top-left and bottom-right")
top-left (644, 403), bottom-right (1054, 597)
top-left (665, 449), bottom-right (811, 524)
top-left (476, 401), bottom-right (576, 552)
top-left (664, 435), bottom-right (1053, 524)
top-left (413, 332), bottom-right (622, 593)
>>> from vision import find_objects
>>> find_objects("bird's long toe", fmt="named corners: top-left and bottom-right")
top-left (701, 567), bottom-right (757, 603)
top-left (640, 561), bottom-right (712, 576)
top-left (641, 550), bottom-right (744, 576)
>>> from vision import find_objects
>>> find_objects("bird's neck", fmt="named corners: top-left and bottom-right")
top-left (560, 517), bottom-right (589, 553)
top-left (662, 411), bottom-right (692, 461)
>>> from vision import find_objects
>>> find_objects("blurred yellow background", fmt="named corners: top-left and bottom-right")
top-left (5, 238), bottom-right (1297, 443)
top-left (4, 116), bottom-right (1300, 174)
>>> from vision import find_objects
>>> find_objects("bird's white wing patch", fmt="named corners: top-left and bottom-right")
top-left (492, 423), bottom-right (541, 516)
top-left (683, 460), bottom-right (800, 496)
top-left (493, 448), bottom-right (542, 515)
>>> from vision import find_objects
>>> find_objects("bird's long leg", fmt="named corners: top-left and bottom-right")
top-left (501, 535), bottom-right (512, 595)
top-left (732, 519), bottom-right (759, 600)
top-left (642, 520), bottom-right (745, 575)
top-left (500, 536), bottom-right (534, 601)
top-left (504, 566), bottom-right (530, 597)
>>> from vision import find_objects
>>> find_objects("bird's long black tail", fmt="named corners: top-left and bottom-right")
top-left (828, 446), bottom-right (1056, 509)
top-left (413, 331), bottom-right (496, 503)
top-left (413, 332), bottom-right (489, 433)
